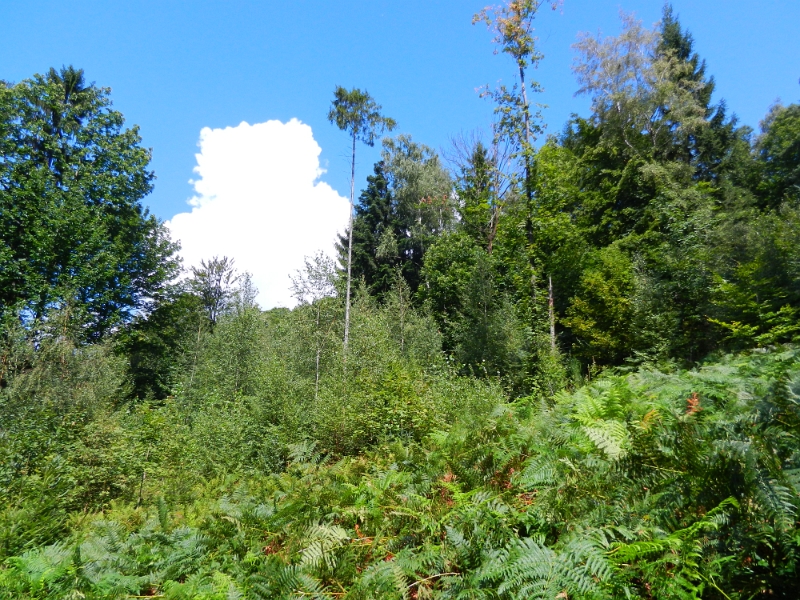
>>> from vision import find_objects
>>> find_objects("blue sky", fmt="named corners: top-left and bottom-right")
top-left (4, 0), bottom-right (798, 219)
top-left (3, 0), bottom-right (798, 306)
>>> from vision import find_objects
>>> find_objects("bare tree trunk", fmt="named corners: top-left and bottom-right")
top-left (549, 275), bottom-right (556, 353)
top-left (519, 61), bottom-right (533, 237)
top-left (188, 322), bottom-right (203, 391)
top-left (519, 60), bottom-right (539, 323)
top-left (487, 140), bottom-right (504, 255)
top-left (343, 133), bottom-right (356, 355)
top-left (315, 349), bottom-right (321, 397)
top-left (315, 304), bottom-right (321, 399)
top-left (137, 447), bottom-right (150, 508)
top-left (399, 286), bottom-right (406, 353)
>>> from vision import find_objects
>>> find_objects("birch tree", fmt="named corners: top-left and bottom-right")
top-left (290, 252), bottom-right (337, 398)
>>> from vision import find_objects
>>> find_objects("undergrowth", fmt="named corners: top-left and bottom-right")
top-left (2, 347), bottom-right (799, 598)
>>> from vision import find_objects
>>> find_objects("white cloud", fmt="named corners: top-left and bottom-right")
top-left (166, 119), bottom-right (349, 309)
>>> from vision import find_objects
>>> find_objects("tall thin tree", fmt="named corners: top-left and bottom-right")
top-left (474, 0), bottom-right (560, 351)
top-left (328, 87), bottom-right (396, 352)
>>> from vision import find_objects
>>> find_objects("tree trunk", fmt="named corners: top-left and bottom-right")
top-left (343, 133), bottom-right (356, 355)
top-left (519, 59), bottom-right (539, 321)
top-left (549, 276), bottom-right (556, 352)
top-left (315, 303), bottom-right (321, 399)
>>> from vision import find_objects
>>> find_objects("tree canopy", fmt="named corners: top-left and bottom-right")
top-left (0, 66), bottom-right (178, 339)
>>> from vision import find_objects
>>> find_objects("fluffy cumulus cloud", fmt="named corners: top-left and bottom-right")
top-left (166, 119), bottom-right (349, 308)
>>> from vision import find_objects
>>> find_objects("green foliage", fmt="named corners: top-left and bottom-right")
top-left (708, 205), bottom-right (800, 349)
top-left (4, 8), bottom-right (800, 597)
top-left (421, 231), bottom-right (533, 394)
top-left (342, 138), bottom-right (454, 297)
top-left (0, 66), bottom-right (179, 339)
top-left (564, 245), bottom-right (635, 364)
top-left (328, 87), bottom-right (396, 149)
top-left (0, 330), bottom-right (133, 559)
top-left (343, 162), bottom-right (401, 298)
top-left (114, 292), bottom-right (206, 400)
top-left (456, 141), bottom-right (497, 250)
top-left (3, 347), bottom-right (798, 598)
top-left (756, 103), bottom-right (800, 207)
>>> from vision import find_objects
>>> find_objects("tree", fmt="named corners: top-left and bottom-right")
top-left (756, 103), bottom-right (800, 207)
top-left (455, 142), bottom-right (496, 250)
top-left (474, 0), bottom-right (560, 352)
top-left (421, 231), bottom-right (530, 391)
top-left (573, 12), bottom-right (707, 160)
top-left (327, 87), bottom-right (396, 352)
top-left (0, 66), bottom-right (179, 340)
top-left (338, 161), bottom-right (399, 299)
top-left (290, 252), bottom-right (338, 398)
top-left (188, 256), bottom-right (240, 329)
top-left (445, 132), bottom-right (514, 254)
top-left (115, 291), bottom-right (205, 400)
top-left (341, 137), bottom-right (454, 300)
top-left (380, 135), bottom-right (453, 294)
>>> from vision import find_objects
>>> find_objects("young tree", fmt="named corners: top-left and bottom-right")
top-left (327, 87), bottom-right (396, 352)
top-left (454, 141), bottom-right (495, 250)
top-left (290, 252), bottom-right (338, 397)
top-left (188, 256), bottom-right (240, 328)
top-left (115, 291), bottom-right (205, 400)
top-left (445, 132), bottom-right (514, 254)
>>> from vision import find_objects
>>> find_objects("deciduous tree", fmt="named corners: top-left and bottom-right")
top-left (0, 66), bottom-right (178, 339)
top-left (327, 87), bottom-right (396, 352)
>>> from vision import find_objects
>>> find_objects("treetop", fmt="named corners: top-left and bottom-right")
top-left (327, 85), bottom-right (396, 147)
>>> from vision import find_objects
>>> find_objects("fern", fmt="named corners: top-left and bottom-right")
top-left (299, 523), bottom-right (350, 572)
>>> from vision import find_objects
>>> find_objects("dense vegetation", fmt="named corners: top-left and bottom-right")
top-left (1, 3), bottom-right (799, 598)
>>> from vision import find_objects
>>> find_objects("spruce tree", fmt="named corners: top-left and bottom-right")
top-left (456, 142), bottom-right (497, 251)
top-left (658, 4), bottom-right (750, 181)
top-left (337, 161), bottom-right (399, 299)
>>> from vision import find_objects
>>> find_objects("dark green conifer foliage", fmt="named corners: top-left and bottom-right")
top-left (115, 292), bottom-right (205, 400)
top-left (659, 5), bottom-right (752, 182)
top-left (456, 141), bottom-right (496, 250)
top-left (340, 138), bottom-right (454, 299)
top-left (337, 161), bottom-right (400, 299)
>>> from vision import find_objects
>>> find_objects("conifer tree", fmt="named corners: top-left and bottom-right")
top-left (456, 142), bottom-right (496, 251)
top-left (658, 5), bottom-right (749, 181)
top-left (337, 162), bottom-right (399, 299)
